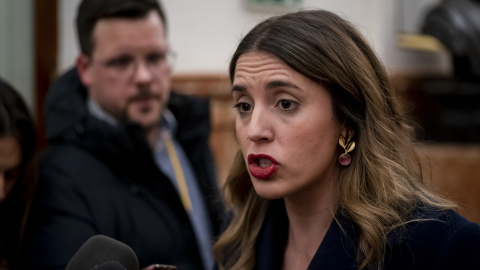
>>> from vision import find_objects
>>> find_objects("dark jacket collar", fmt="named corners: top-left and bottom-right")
top-left (44, 68), bottom-right (88, 142)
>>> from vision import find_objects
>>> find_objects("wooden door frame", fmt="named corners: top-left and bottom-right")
top-left (34, 0), bottom-right (58, 150)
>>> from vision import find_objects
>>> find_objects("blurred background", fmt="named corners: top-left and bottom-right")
top-left (1, 0), bottom-right (479, 223)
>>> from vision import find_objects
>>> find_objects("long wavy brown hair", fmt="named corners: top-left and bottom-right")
top-left (213, 9), bottom-right (455, 270)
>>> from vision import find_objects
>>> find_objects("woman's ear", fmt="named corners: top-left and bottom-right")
top-left (76, 54), bottom-right (92, 87)
top-left (340, 125), bottom-right (348, 139)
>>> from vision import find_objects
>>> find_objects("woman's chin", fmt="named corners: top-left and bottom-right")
top-left (252, 183), bottom-right (285, 200)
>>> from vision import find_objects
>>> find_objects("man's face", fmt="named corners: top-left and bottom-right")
top-left (78, 11), bottom-right (171, 130)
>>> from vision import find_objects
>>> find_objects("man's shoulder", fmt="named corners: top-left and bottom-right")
top-left (40, 143), bottom-right (110, 174)
top-left (168, 92), bottom-right (210, 119)
top-left (168, 92), bottom-right (212, 140)
top-left (45, 68), bottom-right (88, 140)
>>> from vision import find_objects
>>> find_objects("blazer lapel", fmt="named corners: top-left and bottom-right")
top-left (256, 202), bottom-right (359, 270)
top-left (308, 213), bottom-right (359, 269)
top-left (256, 200), bottom-right (288, 270)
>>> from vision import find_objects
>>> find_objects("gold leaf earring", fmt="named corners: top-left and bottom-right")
top-left (338, 130), bottom-right (355, 166)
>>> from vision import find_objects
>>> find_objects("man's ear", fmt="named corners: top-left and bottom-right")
top-left (76, 54), bottom-right (92, 87)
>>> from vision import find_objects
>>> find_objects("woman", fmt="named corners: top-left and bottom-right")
top-left (0, 78), bottom-right (36, 270)
top-left (213, 9), bottom-right (480, 270)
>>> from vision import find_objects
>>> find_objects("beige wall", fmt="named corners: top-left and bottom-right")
top-left (0, 0), bottom-right (450, 111)
top-left (57, 0), bottom-right (449, 76)
top-left (0, 0), bottom-right (34, 110)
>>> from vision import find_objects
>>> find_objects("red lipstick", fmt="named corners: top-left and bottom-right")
top-left (247, 154), bottom-right (279, 179)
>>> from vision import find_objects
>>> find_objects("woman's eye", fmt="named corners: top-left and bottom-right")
top-left (233, 102), bottom-right (252, 113)
top-left (278, 99), bottom-right (297, 110)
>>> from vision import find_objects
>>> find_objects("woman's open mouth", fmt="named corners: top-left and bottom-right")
top-left (247, 154), bottom-right (279, 179)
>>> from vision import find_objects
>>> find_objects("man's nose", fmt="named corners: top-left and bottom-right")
top-left (133, 61), bottom-right (153, 83)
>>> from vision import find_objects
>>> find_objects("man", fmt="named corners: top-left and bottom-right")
top-left (21, 0), bottom-right (222, 269)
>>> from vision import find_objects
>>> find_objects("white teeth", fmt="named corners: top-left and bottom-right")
top-left (258, 158), bottom-right (272, 168)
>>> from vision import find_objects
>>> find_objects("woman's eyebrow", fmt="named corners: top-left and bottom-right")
top-left (265, 80), bottom-right (302, 91)
top-left (232, 84), bottom-right (246, 92)
top-left (232, 80), bottom-right (302, 93)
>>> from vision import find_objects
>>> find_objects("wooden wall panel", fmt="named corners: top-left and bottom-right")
top-left (419, 145), bottom-right (480, 224)
top-left (34, 0), bottom-right (57, 151)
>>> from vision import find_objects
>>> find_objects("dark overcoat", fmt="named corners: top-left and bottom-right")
top-left (21, 69), bottom-right (223, 270)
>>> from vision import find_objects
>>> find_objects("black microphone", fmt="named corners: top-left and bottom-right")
top-left (92, 261), bottom-right (127, 270)
top-left (65, 235), bottom-right (139, 270)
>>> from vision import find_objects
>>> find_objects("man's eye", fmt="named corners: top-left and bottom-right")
top-left (233, 102), bottom-right (252, 113)
top-left (106, 57), bottom-right (132, 68)
top-left (147, 53), bottom-right (165, 64)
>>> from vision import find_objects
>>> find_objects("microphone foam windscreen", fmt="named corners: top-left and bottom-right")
top-left (65, 235), bottom-right (139, 270)
top-left (94, 261), bottom-right (128, 270)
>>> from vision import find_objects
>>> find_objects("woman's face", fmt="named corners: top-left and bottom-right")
top-left (0, 136), bottom-right (22, 202)
top-left (232, 52), bottom-right (345, 201)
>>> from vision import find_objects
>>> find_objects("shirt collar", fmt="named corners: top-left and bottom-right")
top-left (87, 98), bottom-right (118, 126)
top-left (160, 107), bottom-right (177, 135)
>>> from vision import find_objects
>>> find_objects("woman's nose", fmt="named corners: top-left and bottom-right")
top-left (247, 107), bottom-right (273, 143)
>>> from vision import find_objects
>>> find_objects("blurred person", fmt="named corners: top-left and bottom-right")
top-left (0, 78), bottom-right (36, 270)
top-left (213, 9), bottom-right (480, 270)
top-left (21, 0), bottom-right (222, 269)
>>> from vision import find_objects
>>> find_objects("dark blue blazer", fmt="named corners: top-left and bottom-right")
top-left (256, 200), bottom-right (480, 270)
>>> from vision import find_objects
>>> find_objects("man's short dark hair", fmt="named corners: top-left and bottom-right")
top-left (76, 0), bottom-right (167, 57)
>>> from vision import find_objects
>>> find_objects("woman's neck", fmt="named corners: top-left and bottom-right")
top-left (282, 181), bottom-right (338, 270)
